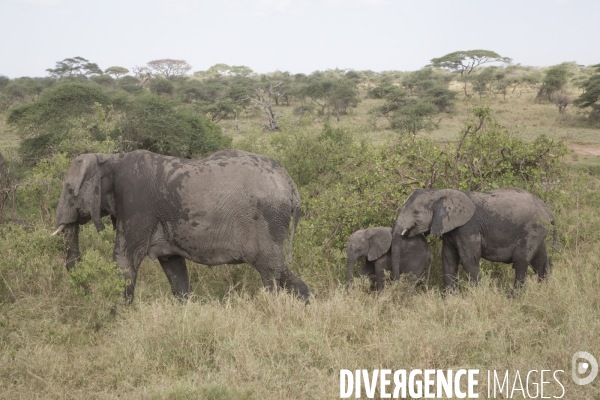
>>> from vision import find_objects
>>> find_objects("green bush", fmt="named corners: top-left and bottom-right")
top-left (299, 107), bottom-right (567, 254)
top-left (7, 82), bottom-right (111, 159)
top-left (67, 249), bottom-right (126, 300)
top-left (268, 123), bottom-right (361, 188)
top-left (121, 94), bottom-right (231, 158)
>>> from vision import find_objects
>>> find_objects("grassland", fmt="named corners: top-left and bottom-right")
top-left (1, 84), bottom-right (600, 399)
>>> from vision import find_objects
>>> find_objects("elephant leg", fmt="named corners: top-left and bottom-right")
top-left (280, 268), bottom-right (310, 302)
top-left (359, 262), bottom-right (376, 289)
top-left (113, 234), bottom-right (139, 303)
top-left (373, 258), bottom-right (387, 291)
top-left (257, 267), bottom-right (282, 292)
top-left (441, 240), bottom-right (460, 291)
top-left (159, 255), bottom-right (190, 299)
top-left (530, 243), bottom-right (549, 282)
top-left (118, 258), bottom-right (138, 303)
top-left (455, 233), bottom-right (482, 285)
top-left (512, 259), bottom-right (530, 289)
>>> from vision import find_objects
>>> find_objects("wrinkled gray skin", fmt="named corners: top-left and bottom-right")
top-left (346, 227), bottom-right (431, 291)
top-left (55, 149), bottom-right (310, 302)
top-left (392, 187), bottom-right (555, 290)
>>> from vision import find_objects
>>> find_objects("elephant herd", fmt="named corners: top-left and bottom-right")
top-left (53, 149), bottom-right (555, 302)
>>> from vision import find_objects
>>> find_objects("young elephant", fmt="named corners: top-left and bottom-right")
top-left (391, 187), bottom-right (555, 290)
top-left (346, 227), bottom-right (431, 291)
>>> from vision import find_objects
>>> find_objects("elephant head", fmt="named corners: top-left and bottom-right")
top-left (391, 189), bottom-right (475, 279)
top-left (53, 153), bottom-right (115, 270)
top-left (346, 227), bottom-right (392, 286)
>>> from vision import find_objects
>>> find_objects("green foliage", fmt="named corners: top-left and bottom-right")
top-left (401, 67), bottom-right (452, 95)
top-left (430, 50), bottom-right (511, 96)
top-left (536, 64), bottom-right (569, 102)
top-left (300, 73), bottom-right (360, 117)
top-left (449, 107), bottom-right (567, 194)
top-left (369, 83), bottom-right (441, 134)
top-left (117, 75), bottom-right (143, 94)
top-left (122, 94), bottom-right (231, 158)
top-left (148, 78), bottom-right (175, 96)
top-left (299, 107), bottom-right (567, 252)
top-left (388, 99), bottom-right (438, 134)
top-left (0, 75), bottom-right (9, 90)
top-left (430, 50), bottom-right (512, 76)
top-left (268, 123), bottom-right (359, 187)
top-left (46, 56), bottom-right (103, 79)
top-left (195, 63), bottom-right (254, 78)
top-left (90, 74), bottom-right (115, 87)
top-left (7, 82), bottom-right (111, 159)
top-left (147, 59), bottom-right (192, 78)
top-left (0, 225), bottom-right (65, 301)
top-left (67, 249), bottom-right (126, 300)
top-left (104, 66), bottom-right (129, 79)
top-left (573, 64), bottom-right (600, 120)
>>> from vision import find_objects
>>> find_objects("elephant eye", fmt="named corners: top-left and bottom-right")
top-left (68, 187), bottom-right (74, 195)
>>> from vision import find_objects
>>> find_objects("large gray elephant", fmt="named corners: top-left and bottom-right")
top-left (53, 149), bottom-right (310, 301)
top-left (346, 227), bottom-right (431, 291)
top-left (391, 187), bottom-right (555, 290)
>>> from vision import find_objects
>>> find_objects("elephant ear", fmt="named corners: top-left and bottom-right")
top-left (430, 191), bottom-right (475, 237)
top-left (65, 154), bottom-right (105, 232)
top-left (367, 228), bottom-right (392, 261)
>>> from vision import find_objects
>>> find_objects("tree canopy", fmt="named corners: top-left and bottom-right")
top-left (535, 64), bottom-right (570, 102)
top-left (573, 64), bottom-right (600, 120)
top-left (104, 66), bottom-right (129, 79)
top-left (430, 50), bottom-right (511, 96)
top-left (146, 59), bottom-right (192, 78)
top-left (46, 57), bottom-right (103, 79)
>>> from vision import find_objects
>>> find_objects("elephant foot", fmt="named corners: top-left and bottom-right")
top-left (280, 269), bottom-right (311, 303)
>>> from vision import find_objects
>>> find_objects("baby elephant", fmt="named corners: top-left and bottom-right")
top-left (346, 227), bottom-right (432, 291)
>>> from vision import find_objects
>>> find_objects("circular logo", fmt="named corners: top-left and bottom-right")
top-left (572, 351), bottom-right (598, 386)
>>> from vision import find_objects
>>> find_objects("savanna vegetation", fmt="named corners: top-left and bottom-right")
top-left (0, 54), bottom-right (599, 398)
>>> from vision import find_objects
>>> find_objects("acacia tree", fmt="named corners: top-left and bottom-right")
top-left (104, 66), bottom-right (129, 79)
top-left (147, 59), bottom-right (192, 78)
top-left (300, 73), bottom-right (360, 121)
top-left (46, 57), bottom-right (103, 79)
top-left (430, 50), bottom-right (511, 96)
top-left (535, 64), bottom-right (569, 102)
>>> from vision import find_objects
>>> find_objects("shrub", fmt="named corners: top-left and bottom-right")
top-left (121, 94), bottom-right (231, 158)
top-left (7, 82), bottom-right (112, 159)
top-left (300, 107), bottom-right (567, 253)
top-left (67, 249), bottom-right (126, 300)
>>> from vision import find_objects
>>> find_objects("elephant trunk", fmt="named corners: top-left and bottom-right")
top-left (346, 254), bottom-right (358, 287)
top-left (63, 224), bottom-right (81, 271)
top-left (391, 228), bottom-right (404, 280)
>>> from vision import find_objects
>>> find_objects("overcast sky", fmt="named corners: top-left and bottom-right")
top-left (1, 0), bottom-right (598, 78)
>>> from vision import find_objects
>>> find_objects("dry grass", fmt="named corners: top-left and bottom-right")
top-left (1, 246), bottom-right (599, 398)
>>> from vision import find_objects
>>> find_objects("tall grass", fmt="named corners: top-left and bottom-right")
top-left (0, 244), bottom-right (598, 398)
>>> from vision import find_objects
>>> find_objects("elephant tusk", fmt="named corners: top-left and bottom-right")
top-left (51, 225), bottom-right (66, 236)
top-left (401, 229), bottom-right (407, 236)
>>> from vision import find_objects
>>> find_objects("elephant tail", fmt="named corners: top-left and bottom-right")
top-left (287, 199), bottom-right (301, 264)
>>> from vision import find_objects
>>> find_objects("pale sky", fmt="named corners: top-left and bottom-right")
top-left (0, 0), bottom-right (598, 78)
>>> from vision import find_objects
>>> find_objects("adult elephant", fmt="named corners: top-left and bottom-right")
top-left (391, 187), bottom-right (555, 290)
top-left (53, 149), bottom-right (310, 302)
top-left (346, 227), bottom-right (431, 291)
